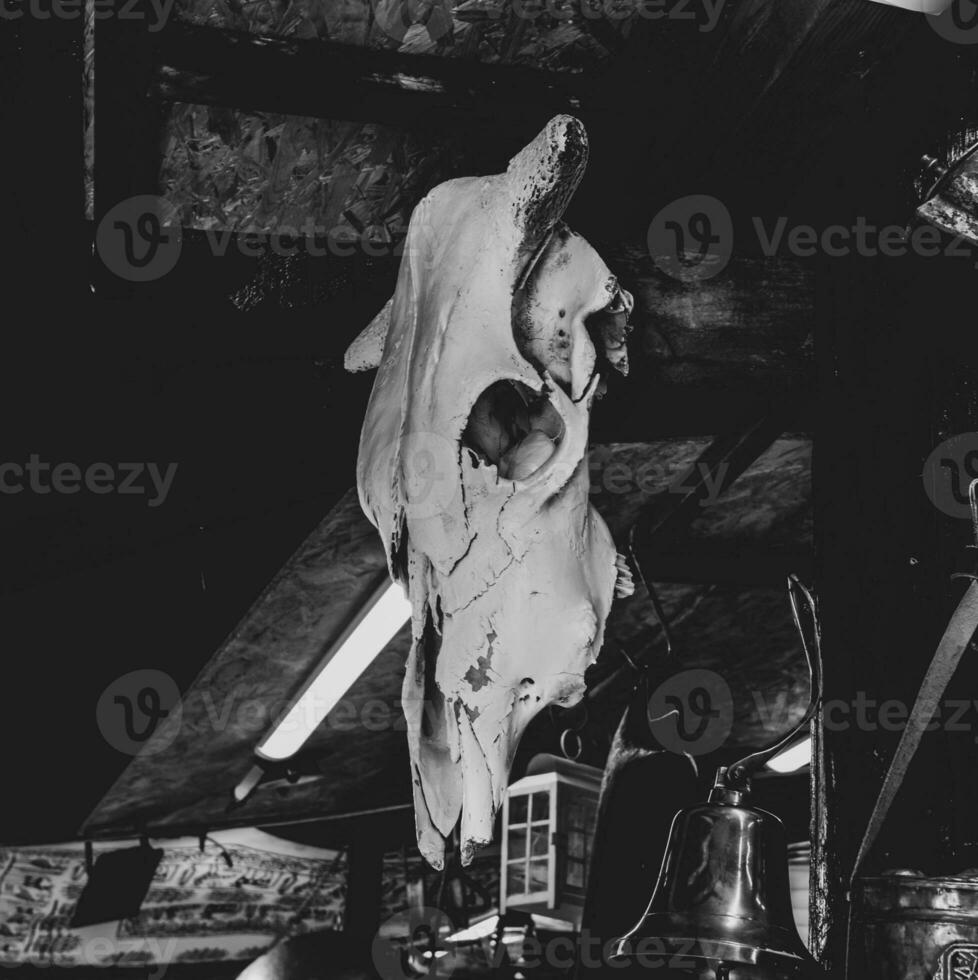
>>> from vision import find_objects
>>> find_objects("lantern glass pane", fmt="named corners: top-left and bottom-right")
top-left (510, 795), bottom-right (528, 826)
top-left (531, 827), bottom-right (548, 857)
top-left (507, 863), bottom-right (526, 895)
top-left (509, 828), bottom-right (527, 860)
top-left (529, 859), bottom-right (548, 891)
top-left (568, 830), bottom-right (584, 859)
top-left (567, 859), bottom-right (585, 888)
top-left (532, 791), bottom-right (550, 822)
top-left (568, 795), bottom-right (594, 830)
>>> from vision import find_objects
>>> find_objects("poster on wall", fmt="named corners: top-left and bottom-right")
top-left (0, 829), bottom-right (346, 970)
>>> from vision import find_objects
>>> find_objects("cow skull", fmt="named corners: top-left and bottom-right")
top-left (346, 116), bottom-right (633, 868)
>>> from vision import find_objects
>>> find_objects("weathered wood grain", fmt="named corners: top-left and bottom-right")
top-left (593, 249), bottom-right (814, 440)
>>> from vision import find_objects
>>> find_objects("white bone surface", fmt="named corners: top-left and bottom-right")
top-left (344, 298), bottom-right (392, 373)
top-left (346, 116), bottom-right (628, 868)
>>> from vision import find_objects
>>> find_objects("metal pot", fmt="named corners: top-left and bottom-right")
top-left (851, 870), bottom-right (978, 980)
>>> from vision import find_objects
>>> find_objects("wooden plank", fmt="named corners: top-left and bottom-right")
top-left (612, 251), bottom-right (815, 390)
top-left (78, 490), bottom-right (414, 840)
top-left (636, 414), bottom-right (791, 544)
top-left (585, 420), bottom-right (801, 707)
top-left (595, 249), bottom-right (815, 440)
top-left (92, 226), bottom-right (815, 441)
top-left (631, 548), bottom-right (812, 587)
top-left (592, 389), bottom-right (813, 442)
top-left (149, 22), bottom-right (592, 126)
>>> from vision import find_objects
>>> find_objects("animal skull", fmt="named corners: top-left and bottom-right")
top-left (346, 116), bottom-right (633, 868)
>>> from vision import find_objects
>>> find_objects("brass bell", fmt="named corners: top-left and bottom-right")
top-left (613, 767), bottom-right (824, 979)
top-left (612, 577), bottom-right (827, 980)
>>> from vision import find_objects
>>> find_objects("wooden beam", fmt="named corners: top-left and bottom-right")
top-left (594, 249), bottom-right (815, 439)
top-left (610, 250), bottom-right (815, 385)
top-left (586, 416), bottom-right (800, 703)
top-left (635, 414), bottom-right (793, 545)
top-left (94, 9), bottom-right (169, 224)
top-left (632, 548), bottom-right (812, 588)
top-left (93, 225), bottom-right (814, 440)
top-left (592, 385), bottom-right (813, 442)
top-left (149, 22), bottom-right (591, 126)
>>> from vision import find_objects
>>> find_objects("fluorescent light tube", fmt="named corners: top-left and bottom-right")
top-left (866, 0), bottom-right (952, 11)
top-left (255, 577), bottom-right (411, 762)
top-left (766, 736), bottom-right (812, 774)
top-left (233, 763), bottom-right (265, 803)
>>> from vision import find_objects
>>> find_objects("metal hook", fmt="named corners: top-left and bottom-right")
top-left (969, 479), bottom-right (978, 549)
top-left (727, 574), bottom-right (822, 786)
top-left (560, 728), bottom-right (583, 761)
top-left (617, 645), bottom-right (641, 674)
top-left (950, 479), bottom-right (978, 584)
top-left (628, 524), bottom-right (675, 658)
top-left (556, 699), bottom-right (589, 760)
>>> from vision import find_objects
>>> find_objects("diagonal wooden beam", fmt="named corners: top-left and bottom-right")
top-left (584, 413), bottom-right (805, 705)
top-left (635, 412), bottom-right (794, 545)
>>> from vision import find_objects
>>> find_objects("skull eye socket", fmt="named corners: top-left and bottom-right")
top-left (462, 380), bottom-right (564, 482)
top-left (584, 284), bottom-right (633, 378)
top-left (603, 287), bottom-right (628, 315)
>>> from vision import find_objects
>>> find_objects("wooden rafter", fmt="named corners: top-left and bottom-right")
top-left (149, 23), bottom-right (593, 126)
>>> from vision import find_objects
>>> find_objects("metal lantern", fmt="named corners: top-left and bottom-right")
top-left (500, 753), bottom-right (602, 926)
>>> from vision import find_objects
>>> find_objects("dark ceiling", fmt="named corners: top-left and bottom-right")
top-left (2, 0), bottom-right (976, 850)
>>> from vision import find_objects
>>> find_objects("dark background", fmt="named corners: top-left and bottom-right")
top-left (2, 0), bottom-right (978, 969)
